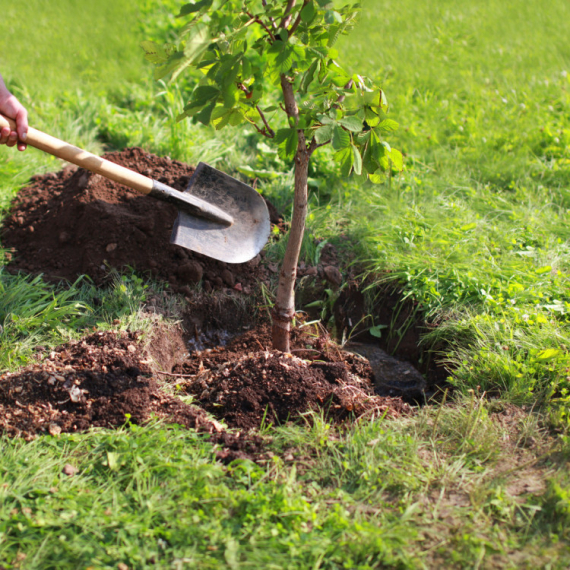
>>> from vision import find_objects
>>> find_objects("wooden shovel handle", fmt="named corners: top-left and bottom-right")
top-left (0, 113), bottom-right (154, 195)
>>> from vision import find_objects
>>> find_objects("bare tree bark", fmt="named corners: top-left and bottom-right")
top-left (271, 145), bottom-right (309, 352)
top-left (272, 75), bottom-right (310, 352)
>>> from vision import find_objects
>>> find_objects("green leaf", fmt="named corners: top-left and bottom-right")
top-left (195, 101), bottom-right (216, 125)
top-left (334, 147), bottom-right (353, 177)
top-left (378, 118), bottom-right (399, 133)
top-left (389, 148), bottom-right (403, 171)
top-left (235, 165), bottom-right (281, 179)
top-left (301, 1), bottom-right (316, 23)
top-left (286, 129), bottom-right (299, 157)
top-left (369, 324), bottom-right (388, 338)
top-left (367, 129), bottom-right (386, 169)
top-left (169, 23), bottom-right (211, 82)
top-left (355, 131), bottom-right (370, 144)
top-left (241, 57), bottom-right (252, 81)
top-left (332, 125), bottom-right (351, 150)
top-left (300, 59), bottom-right (320, 93)
top-left (314, 125), bottom-right (333, 144)
top-left (536, 348), bottom-right (560, 361)
top-left (222, 83), bottom-right (239, 108)
top-left (316, 114), bottom-right (335, 125)
top-left (275, 47), bottom-right (293, 73)
top-left (338, 116), bottom-right (363, 132)
top-left (192, 85), bottom-right (221, 106)
top-left (368, 170), bottom-right (386, 184)
top-left (535, 266), bottom-right (552, 274)
top-left (140, 41), bottom-right (175, 64)
top-left (275, 128), bottom-right (295, 144)
top-left (177, 0), bottom-right (212, 17)
top-left (325, 10), bottom-right (342, 24)
top-left (351, 144), bottom-right (362, 175)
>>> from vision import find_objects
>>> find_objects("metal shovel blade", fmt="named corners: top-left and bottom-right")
top-left (171, 162), bottom-right (271, 264)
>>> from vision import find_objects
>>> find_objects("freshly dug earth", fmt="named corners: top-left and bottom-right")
top-left (2, 147), bottom-right (275, 294)
top-left (0, 324), bottom-right (410, 442)
top-left (175, 324), bottom-right (411, 430)
top-left (0, 330), bottom-right (218, 440)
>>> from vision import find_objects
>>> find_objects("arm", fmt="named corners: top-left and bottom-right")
top-left (0, 74), bottom-right (28, 151)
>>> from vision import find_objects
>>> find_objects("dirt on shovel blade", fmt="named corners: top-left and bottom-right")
top-left (2, 147), bottom-right (277, 294)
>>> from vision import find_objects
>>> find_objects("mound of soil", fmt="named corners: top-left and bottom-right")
top-left (2, 147), bottom-right (275, 294)
top-left (0, 330), bottom-right (218, 440)
top-left (176, 324), bottom-right (411, 429)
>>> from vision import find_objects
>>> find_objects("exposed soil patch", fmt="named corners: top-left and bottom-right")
top-left (0, 330), bottom-right (218, 440)
top-left (2, 147), bottom-right (275, 294)
top-left (333, 280), bottom-right (450, 392)
top-left (0, 324), bottom-right (410, 464)
top-left (174, 323), bottom-right (411, 430)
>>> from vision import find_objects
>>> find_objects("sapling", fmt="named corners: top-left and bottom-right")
top-left (143, 0), bottom-right (402, 352)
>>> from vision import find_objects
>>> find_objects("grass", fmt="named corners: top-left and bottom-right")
top-left (0, 0), bottom-right (570, 567)
top-left (1, 404), bottom-right (569, 568)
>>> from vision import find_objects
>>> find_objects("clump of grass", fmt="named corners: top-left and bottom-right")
top-left (0, 271), bottom-right (89, 369)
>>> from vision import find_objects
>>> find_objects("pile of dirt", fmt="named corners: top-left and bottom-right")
top-left (175, 324), bottom-right (411, 429)
top-left (2, 147), bottom-right (276, 294)
top-left (0, 330), bottom-right (218, 440)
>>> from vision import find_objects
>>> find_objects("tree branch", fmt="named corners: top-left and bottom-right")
top-left (256, 105), bottom-right (275, 138)
top-left (288, 0), bottom-right (309, 36)
top-left (280, 0), bottom-right (297, 29)
top-left (262, 0), bottom-right (278, 29)
top-left (245, 10), bottom-right (275, 41)
top-left (308, 137), bottom-right (330, 155)
top-left (280, 74), bottom-right (300, 125)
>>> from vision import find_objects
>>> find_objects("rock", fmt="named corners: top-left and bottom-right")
top-left (234, 283), bottom-right (243, 292)
top-left (177, 261), bottom-right (203, 284)
top-left (106, 243), bottom-right (117, 253)
top-left (48, 423), bottom-right (62, 436)
top-left (221, 268), bottom-right (235, 287)
top-left (62, 464), bottom-right (78, 477)
top-left (344, 342), bottom-right (426, 400)
top-left (323, 265), bottom-right (342, 287)
top-left (75, 171), bottom-right (91, 190)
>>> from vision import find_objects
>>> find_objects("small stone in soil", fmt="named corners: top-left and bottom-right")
top-left (62, 464), bottom-right (78, 476)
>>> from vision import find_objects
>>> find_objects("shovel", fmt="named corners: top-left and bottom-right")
top-left (0, 114), bottom-right (271, 263)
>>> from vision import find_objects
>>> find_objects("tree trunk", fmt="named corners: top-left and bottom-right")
top-left (271, 74), bottom-right (310, 352)
top-left (271, 145), bottom-right (309, 352)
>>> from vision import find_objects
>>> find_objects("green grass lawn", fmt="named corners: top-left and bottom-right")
top-left (1, 0), bottom-right (570, 567)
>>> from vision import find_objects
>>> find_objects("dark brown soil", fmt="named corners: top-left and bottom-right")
top-left (0, 330), bottom-right (219, 440)
top-left (174, 323), bottom-right (411, 430)
top-left (0, 323), bottom-right (410, 443)
top-left (1, 147), bottom-right (275, 294)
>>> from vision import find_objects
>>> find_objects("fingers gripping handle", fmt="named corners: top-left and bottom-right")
top-left (0, 113), bottom-right (154, 195)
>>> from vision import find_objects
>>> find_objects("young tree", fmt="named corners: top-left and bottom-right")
top-left (143, 0), bottom-right (402, 353)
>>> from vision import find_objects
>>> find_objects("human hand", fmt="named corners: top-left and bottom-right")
top-left (0, 75), bottom-right (28, 151)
